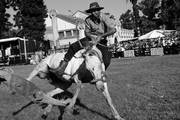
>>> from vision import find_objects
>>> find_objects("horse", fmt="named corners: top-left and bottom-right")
top-left (27, 45), bottom-right (124, 120)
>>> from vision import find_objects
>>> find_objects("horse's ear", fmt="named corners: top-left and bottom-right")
top-left (0, 68), bottom-right (14, 74)
top-left (82, 52), bottom-right (87, 59)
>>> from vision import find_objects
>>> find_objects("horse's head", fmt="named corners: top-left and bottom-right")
top-left (83, 47), bottom-right (106, 83)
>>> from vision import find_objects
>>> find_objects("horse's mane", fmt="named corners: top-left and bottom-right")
top-left (85, 46), bottom-right (103, 63)
top-left (64, 46), bottom-right (103, 80)
top-left (86, 49), bottom-right (102, 62)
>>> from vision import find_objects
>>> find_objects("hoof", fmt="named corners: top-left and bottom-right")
top-left (64, 103), bottom-right (76, 115)
top-left (111, 118), bottom-right (125, 120)
top-left (42, 104), bottom-right (53, 118)
top-left (41, 114), bottom-right (47, 119)
top-left (112, 115), bottom-right (125, 120)
top-left (72, 106), bottom-right (80, 115)
top-left (65, 105), bottom-right (73, 113)
top-left (65, 108), bottom-right (74, 115)
top-left (65, 105), bottom-right (80, 115)
top-left (44, 105), bottom-right (53, 113)
top-left (40, 103), bottom-right (48, 109)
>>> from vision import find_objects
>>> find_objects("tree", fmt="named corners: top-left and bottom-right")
top-left (10, 0), bottom-right (48, 50)
top-left (123, 0), bottom-right (180, 35)
top-left (119, 10), bottom-right (134, 29)
top-left (126, 0), bottom-right (140, 37)
top-left (137, 0), bottom-right (160, 34)
top-left (0, 0), bottom-right (12, 38)
top-left (138, 0), bottom-right (160, 20)
top-left (139, 16), bottom-right (157, 34)
top-left (159, 0), bottom-right (178, 30)
top-left (173, 0), bottom-right (180, 31)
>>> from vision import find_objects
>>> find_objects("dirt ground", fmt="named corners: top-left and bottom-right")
top-left (0, 55), bottom-right (180, 120)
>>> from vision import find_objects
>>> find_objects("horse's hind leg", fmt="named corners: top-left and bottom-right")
top-left (96, 82), bottom-right (124, 120)
top-left (43, 88), bottom-right (67, 117)
top-left (43, 88), bottom-right (74, 117)
top-left (65, 75), bottom-right (82, 112)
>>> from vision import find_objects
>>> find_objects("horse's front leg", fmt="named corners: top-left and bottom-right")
top-left (96, 81), bottom-right (125, 120)
top-left (65, 75), bottom-right (82, 112)
top-left (27, 62), bottom-right (48, 81)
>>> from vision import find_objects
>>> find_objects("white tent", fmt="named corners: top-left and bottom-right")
top-left (0, 37), bottom-right (26, 43)
top-left (138, 30), bottom-right (165, 40)
top-left (0, 37), bottom-right (28, 60)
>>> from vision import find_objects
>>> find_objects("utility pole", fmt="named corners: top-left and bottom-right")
top-left (23, 36), bottom-right (27, 63)
top-left (49, 9), bottom-right (59, 52)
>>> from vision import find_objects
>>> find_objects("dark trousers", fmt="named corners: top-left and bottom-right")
top-left (64, 37), bottom-right (112, 70)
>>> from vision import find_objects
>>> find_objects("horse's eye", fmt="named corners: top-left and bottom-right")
top-left (89, 53), bottom-right (93, 56)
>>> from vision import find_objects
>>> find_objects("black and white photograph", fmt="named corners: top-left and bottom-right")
top-left (0, 0), bottom-right (180, 120)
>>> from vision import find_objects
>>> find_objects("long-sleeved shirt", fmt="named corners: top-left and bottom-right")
top-left (85, 13), bottom-right (116, 42)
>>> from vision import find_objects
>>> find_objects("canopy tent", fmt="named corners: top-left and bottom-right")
top-left (121, 37), bottom-right (138, 42)
top-left (0, 37), bottom-right (28, 61)
top-left (138, 30), bottom-right (165, 40)
top-left (0, 37), bottom-right (26, 43)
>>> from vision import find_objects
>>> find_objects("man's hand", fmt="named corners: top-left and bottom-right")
top-left (88, 35), bottom-right (103, 46)
top-left (90, 36), bottom-right (102, 45)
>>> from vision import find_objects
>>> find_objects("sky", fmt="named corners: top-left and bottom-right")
top-left (44, 0), bottom-right (132, 19)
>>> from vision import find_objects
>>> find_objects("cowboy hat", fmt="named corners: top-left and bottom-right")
top-left (86, 2), bottom-right (104, 13)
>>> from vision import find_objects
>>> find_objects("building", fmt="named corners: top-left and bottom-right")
top-left (44, 10), bottom-right (86, 50)
top-left (44, 10), bottom-right (134, 50)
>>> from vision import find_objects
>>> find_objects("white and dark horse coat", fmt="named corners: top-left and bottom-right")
top-left (27, 46), bottom-right (124, 120)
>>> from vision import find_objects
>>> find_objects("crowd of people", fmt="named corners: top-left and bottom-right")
top-left (112, 31), bottom-right (180, 57)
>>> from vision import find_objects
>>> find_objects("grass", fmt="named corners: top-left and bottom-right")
top-left (0, 55), bottom-right (180, 120)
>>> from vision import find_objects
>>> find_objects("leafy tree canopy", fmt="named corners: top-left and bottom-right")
top-left (121, 0), bottom-right (180, 35)
top-left (119, 10), bottom-right (134, 29)
top-left (15, 0), bottom-right (48, 42)
top-left (0, 0), bottom-right (12, 38)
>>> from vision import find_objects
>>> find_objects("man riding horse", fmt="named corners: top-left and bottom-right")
top-left (51, 2), bottom-right (116, 76)
top-left (26, 2), bottom-right (124, 120)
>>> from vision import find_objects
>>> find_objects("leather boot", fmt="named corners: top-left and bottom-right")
top-left (50, 60), bottom-right (68, 77)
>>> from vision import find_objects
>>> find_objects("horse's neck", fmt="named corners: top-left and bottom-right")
top-left (65, 50), bottom-right (85, 75)
top-left (65, 47), bottom-right (103, 75)
top-left (63, 47), bottom-right (105, 82)
top-left (87, 46), bottom-right (103, 62)
top-left (46, 53), bottom-right (65, 69)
